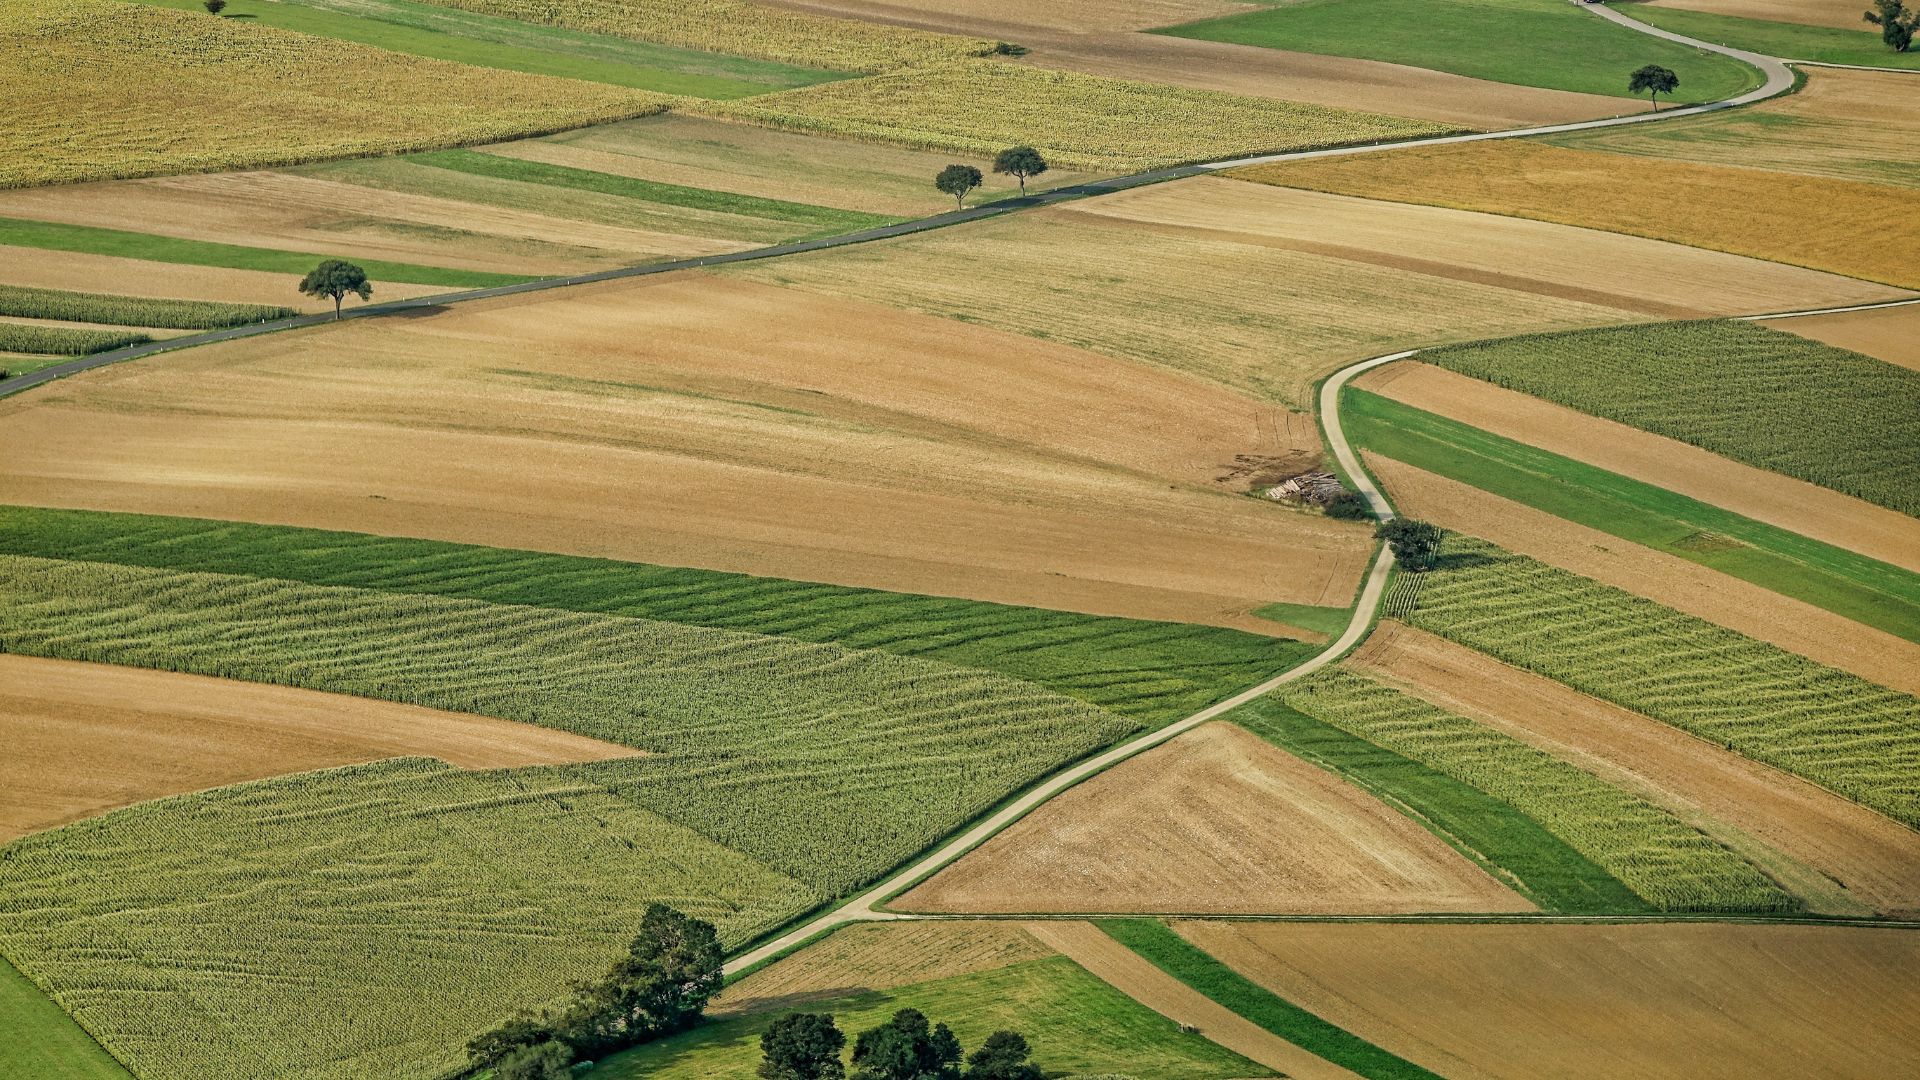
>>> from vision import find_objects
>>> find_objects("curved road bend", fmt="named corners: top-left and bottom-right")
top-left (0, 2), bottom-right (1797, 403)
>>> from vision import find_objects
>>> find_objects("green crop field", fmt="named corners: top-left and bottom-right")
top-left (0, 324), bottom-right (148, 356)
top-left (1097, 919), bottom-right (1441, 1080)
top-left (1343, 389), bottom-right (1920, 644)
top-left (597, 955), bottom-right (1265, 1079)
top-left (1423, 320), bottom-right (1920, 516)
top-left (1154, 0), bottom-right (1764, 102)
top-left (1622, 6), bottom-right (1920, 69)
top-left (0, 954), bottom-right (130, 1080)
top-left (0, 507), bottom-right (1313, 726)
top-left (0, 285), bottom-right (294, 329)
top-left (1230, 701), bottom-right (1649, 913)
top-left (1279, 668), bottom-right (1792, 912)
top-left (1408, 534), bottom-right (1920, 828)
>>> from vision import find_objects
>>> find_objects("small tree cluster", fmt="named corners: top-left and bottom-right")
top-left (1866, 0), bottom-right (1917, 51)
top-left (1322, 491), bottom-right (1373, 521)
top-left (760, 1009), bottom-right (1042, 1080)
top-left (935, 147), bottom-right (1050, 208)
top-left (467, 904), bottom-right (724, 1074)
top-left (1375, 518), bottom-right (1443, 572)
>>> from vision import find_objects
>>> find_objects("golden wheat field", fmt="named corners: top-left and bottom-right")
top-left (0, 1), bottom-right (667, 188)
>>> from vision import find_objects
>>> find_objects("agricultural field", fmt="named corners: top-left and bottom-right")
top-left (1155, 0), bottom-right (1765, 101)
top-left (1626, 3), bottom-right (1920, 69)
top-left (1774, 302), bottom-right (1920, 371)
top-left (1174, 921), bottom-right (1920, 1080)
top-left (1230, 140), bottom-right (1920, 288)
top-left (1643, 0), bottom-right (1883, 31)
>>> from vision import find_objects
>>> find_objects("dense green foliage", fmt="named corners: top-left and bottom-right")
top-left (1095, 920), bottom-right (1441, 1080)
top-left (1343, 389), bottom-right (1920, 643)
top-left (1423, 320), bottom-right (1920, 516)
top-left (0, 284), bottom-right (293, 328)
top-left (0, 323), bottom-right (148, 355)
top-left (1623, 5), bottom-right (1920, 68)
top-left (1231, 701), bottom-right (1648, 912)
top-left (1154, 0), bottom-right (1763, 101)
top-left (0, 507), bottom-right (1311, 725)
top-left (1408, 534), bottom-right (1920, 827)
top-left (1280, 668), bottom-right (1793, 911)
top-left (0, 954), bottom-right (131, 1080)
top-left (760, 1013), bottom-right (847, 1080)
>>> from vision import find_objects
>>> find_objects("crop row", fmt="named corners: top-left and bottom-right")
top-left (0, 322), bottom-right (147, 356)
top-left (0, 284), bottom-right (294, 329)
top-left (1407, 535), bottom-right (1920, 827)
top-left (1423, 320), bottom-right (1920, 516)
top-left (1280, 668), bottom-right (1793, 912)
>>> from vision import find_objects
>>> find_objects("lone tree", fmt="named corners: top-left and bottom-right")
top-left (1375, 518), bottom-right (1444, 573)
top-left (761, 1013), bottom-right (847, 1080)
top-left (991, 146), bottom-right (1048, 196)
top-left (1865, 0), bottom-right (1917, 50)
top-left (203, 0), bottom-right (226, 12)
top-left (963, 1031), bottom-right (1042, 1080)
top-left (935, 164), bottom-right (983, 210)
top-left (1628, 64), bottom-right (1679, 110)
top-left (852, 1009), bottom-right (963, 1080)
top-left (298, 259), bottom-right (371, 320)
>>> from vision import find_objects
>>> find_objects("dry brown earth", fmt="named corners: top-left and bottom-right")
top-left (1366, 454), bottom-right (1920, 693)
top-left (1176, 921), bottom-right (1920, 1080)
top-left (1772, 303), bottom-right (1920, 371)
top-left (894, 721), bottom-right (1533, 915)
top-left (715, 922), bottom-right (1055, 1016)
top-left (0, 245), bottom-right (443, 314)
top-left (1642, 0), bottom-right (1873, 31)
top-left (0, 272), bottom-right (1371, 629)
top-left (0, 655), bottom-right (639, 841)
top-left (1349, 622), bottom-right (1920, 916)
top-left (1354, 361), bottom-right (1920, 573)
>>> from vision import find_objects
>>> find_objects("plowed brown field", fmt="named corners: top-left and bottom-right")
top-left (1366, 454), bottom-right (1920, 692)
top-left (1773, 303), bottom-right (1920, 371)
top-left (0, 655), bottom-right (638, 841)
top-left (1349, 622), bottom-right (1920, 916)
top-left (1354, 361), bottom-right (1920, 573)
top-left (0, 245), bottom-right (443, 314)
top-left (716, 922), bottom-right (1055, 1015)
top-left (0, 272), bottom-right (1371, 628)
top-left (894, 721), bottom-right (1532, 915)
top-left (1176, 921), bottom-right (1920, 1080)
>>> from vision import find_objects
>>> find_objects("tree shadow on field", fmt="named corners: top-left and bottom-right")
top-left (1431, 550), bottom-right (1498, 572)
top-left (387, 304), bottom-right (451, 319)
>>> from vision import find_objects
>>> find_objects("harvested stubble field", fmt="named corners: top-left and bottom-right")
top-left (1230, 141), bottom-right (1920, 289)
top-left (1775, 302), bottom-right (1920, 372)
top-left (0, 274), bottom-right (1373, 628)
top-left (1350, 622), bottom-right (1920, 916)
top-left (0, 653), bottom-right (639, 842)
top-left (1642, 0), bottom-right (1877, 31)
top-left (1408, 535), bottom-right (1920, 828)
top-left (895, 721), bottom-right (1532, 915)
top-left (1279, 668), bottom-right (1791, 912)
top-left (731, 178), bottom-right (1876, 406)
top-left (1181, 922), bottom-right (1920, 1080)
top-left (0, 245), bottom-right (445, 314)
top-left (713, 921), bottom-right (1056, 1014)
top-left (1, 1), bottom-right (667, 189)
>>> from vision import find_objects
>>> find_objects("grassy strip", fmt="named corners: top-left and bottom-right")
top-left (1623, 5), bottom-right (1920, 69)
top-left (0, 284), bottom-right (292, 329)
top-left (0, 324), bottom-right (149, 356)
top-left (0, 355), bottom-right (75, 380)
top-left (0, 217), bottom-right (535, 288)
top-left (1344, 388), bottom-right (1920, 644)
top-left (0, 952), bottom-right (131, 1080)
top-left (411, 149), bottom-right (899, 231)
top-left (1422, 320), bottom-right (1920, 517)
top-left (1155, 0), bottom-right (1763, 102)
top-left (1096, 919), bottom-right (1441, 1080)
top-left (1252, 600), bottom-right (1352, 637)
top-left (1231, 700), bottom-right (1649, 913)
top-left (0, 506), bottom-right (1313, 726)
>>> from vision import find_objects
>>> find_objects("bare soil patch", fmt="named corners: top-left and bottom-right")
top-left (0, 654), bottom-right (638, 842)
top-left (1774, 303), bottom-right (1920, 372)
top-left (0, 272), bottom-right (1370, 629)
top-left (0, 244), bottom-right (442, 315)
top-left (894, 721), bottom-right (1532, 915)
top-left (1355, 361), bottom-right (1920, 573)
top-left (716, 922), bottom-right (1054, 1016)
top-left (1177, 920), bottom-right (1920, 1080)
top-left (1350, 621), bottom-right (1920, 916)
top-left (1367, 453), bottom-right (1920, 693)
top-left (1642, 0), bottom-right (1873, 31)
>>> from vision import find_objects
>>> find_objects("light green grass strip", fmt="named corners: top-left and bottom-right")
top-left (1155, 0), bottom-right (1763, 102)
top-left (0, 953), bottom-right (131, 1080)
top-left (0, 324), bottom-right (148, 356)
top-left (0, 284), bottom-right (293, 329)
top-left (1251, 600), bottom-right (1352, 637)
top-left (1096, 919), bottom-right (1441, 1080)
top-left (0, 217), bottom-right (535, 288)
top-left (1623, 5), bottom-right (1920, 69)
top-left (1343, 388), bottom-right (1920, 644)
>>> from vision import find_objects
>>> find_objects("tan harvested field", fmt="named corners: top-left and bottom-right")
top-left (1366, 454), bottom-right (1920, 693)
top-left (0, 655), bottom-right (639, 842)
top-left (0, 272), bottom-right (1371, 628)
top-left (895, 721), bottom-right (1532, 915)
top-left (1355, 361), bottom-right (1920, 573)
top-left (1232, 141), bottom-right (1920, 289)
top-left (737, 177), bottom-right (1894, 405)
top-left (1177, 921), bottom-right (1920, 1080)
top-left (1026, 921), bottom-right (1363, 1080)
top-left (716, 922), bottom-right (1054, 1015)
top-left (1642, 0), bottom-right (1872, 31)
top-left (1773, 303), bottom-right (1920, 371)
top-left (762, 0), bottom-right (1626, 128)
top-left (1350, 622), bottom-right (1920, 916)
top-left (1551, 68), bottom-right (1920, 188)
top-left (0, 245), bottom-right (444, 315)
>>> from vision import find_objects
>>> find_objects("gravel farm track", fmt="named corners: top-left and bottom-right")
top-left (10, 2), bottom-right (1918, 975)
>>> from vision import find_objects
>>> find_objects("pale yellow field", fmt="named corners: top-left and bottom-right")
top-left (0, 246), bottom-right (444, 315)
top-left (1232, 141), bottom-right (1920, 289)
top-left (1643, 0), bottom-right (1873, 31)
top-left (733, 177), bottom-right (1895, 405)
top-left (1773, 303), bottom-right (1920, 371)
top-left (1, 1), bottom-right (664, 188)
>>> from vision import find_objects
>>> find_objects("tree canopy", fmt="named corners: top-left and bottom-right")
top-left (1375, 518), bottom-right (1444, 573)
top-left (852, 1008), bottom-right (963, 1080)
top-left (761, 1012), bottom-right (848, 1080)
top-left (963, 1031), bottom-right (1042, 1080)
top-left (1627, 64), bottom-right (1679, 109)
top-left (297, 259), bottom-right (371, 320)
top-left (935, 164), bottom-right (984, 209)
top-left (991, 147), bottom-right (1049, 196)
top-left (1865, 0), bottom-right (1916, 51)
